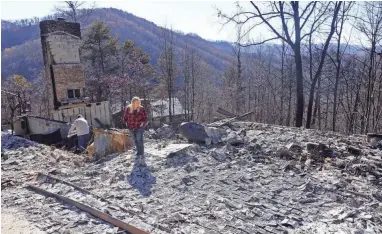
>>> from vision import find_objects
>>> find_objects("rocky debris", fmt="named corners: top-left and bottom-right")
top-left (152, 124), bottom-right (175, 139)
top-left (179, 122), bottom-right (209, 143)
top-left (165, 153), bottom-right (198, 168)
top-left (224, 131), bottom-right (244, 146)
top-left (245, 129), bottom-right (263, 143)
top-left (1, 134), bottom-right (37, 151)
top-left (306, 142), bottom-right (331, 156)
top-left (2, 122), bottom-right (382, 234)
top-left (367, 133), bottom-right (382, 142)
top-left (287, 143), bottom-right (303, 153)
top-left (276, 148), bottom-right (295, 160)
top-left (281, 218), bottom-right (298, 228)
top-left (246, 142), bottom-right (262, 153)
top-left (204, 126), bottom-right (223, 145)
top-left (146, 143), bottom-right (197, 159)
top-left (369, 138), bottom-right (382, 149)
top-left (348, 146), bottom-right (362, 156)
top-left (182, 176), bottom-right (196, 186)
top-left (372, 191), bottom-right (382, 202)
top-left (209, 148), bottom-right (229, 162)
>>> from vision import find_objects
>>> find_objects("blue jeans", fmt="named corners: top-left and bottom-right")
top-left (129, 127), bottom-right (144, 156)
top-left (78, 134), bottom-right (89, 152)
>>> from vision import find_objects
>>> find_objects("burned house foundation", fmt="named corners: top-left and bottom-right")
top-left (11, 18), bottom-right (112, 151)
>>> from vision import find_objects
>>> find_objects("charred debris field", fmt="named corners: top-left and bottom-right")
top-left (1, 121), bottom-right (382, 234)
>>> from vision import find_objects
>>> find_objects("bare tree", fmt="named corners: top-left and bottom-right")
top-left (234, 27), bottom-right (245, 115)
top-left (158, 27), bottom-right (177, 124)
top-left (354, 2), bottom-right (382, 133)
top-left (54, 1), bottom-right (96, 23)
top-left (181, 41), bottom-right (201, 121)
top-left (219, 2), bottom-right (338, 127)
top-left (1, 75), bottom-right (32, 134)
top-left (305, 2), bottom-right (342, 128)
top-left (2, 91), bottom-right (18, 135)
top-left (279, 38), bottom-right (287, 125)
top-left (326, 2), bottom-right (355, 132)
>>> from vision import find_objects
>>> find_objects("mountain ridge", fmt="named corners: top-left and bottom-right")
top-left (1, 7), bottom-right (234, 81)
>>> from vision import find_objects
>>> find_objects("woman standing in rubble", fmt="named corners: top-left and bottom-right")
top-left (124, 97), bottom-right (148, 164)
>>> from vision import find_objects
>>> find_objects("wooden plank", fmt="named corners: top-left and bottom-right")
top-left (75, 107), bottom-right (80, 116)
top-left (79, 106), bottom-right (84, 117)
top-left (218, 111), bottom-right (254, 127)
top-left (97, 102), bottom-right (103, 124)
top-left (27, 184), bottom-right (150, 234)
top-left (90, 104), bottom-right (97, 127)
top-left (104, 102), bottom-right (111, 126)
top-left (216, 107), bottom-right (236, 118)
top-left (62, 109), bottom-right (68, 122)
top-left (69, 108), bottom-right (74, 122)
top-left (85, 105), bottom-right (91, 122)
top-left (95, 104), bottom-right (102, 126)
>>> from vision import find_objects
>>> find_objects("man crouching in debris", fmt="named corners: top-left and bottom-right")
top-left (68, 114), bottom-right (90, 153)
top-left (124, 97), bottom-right (148, 165)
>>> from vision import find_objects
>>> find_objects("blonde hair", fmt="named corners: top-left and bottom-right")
top-left (128, 96), bottom-right (142, 113)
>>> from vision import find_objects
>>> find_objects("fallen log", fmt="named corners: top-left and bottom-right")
top-left (27, 184), bottom-right (150, 234)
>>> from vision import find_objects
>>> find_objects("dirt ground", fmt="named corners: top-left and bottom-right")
top-left (1, 208), bottom-right (45, 234)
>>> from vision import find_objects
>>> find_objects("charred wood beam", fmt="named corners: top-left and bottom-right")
top-left (216, 107), bottom-right (236, 118)
top-left (35, 172), bottom-right (136, 216)
top-left (218, 111), bottom-right (254, 127)
top-left (27, 184), bottom-right (150, 234)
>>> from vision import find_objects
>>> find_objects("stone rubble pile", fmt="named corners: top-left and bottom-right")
top-left (1, 122), bottom-right (382, 234)
top-left (1, 133), bottom-right (37, 151)
top-left (152, 124), bottom-right (176, 139)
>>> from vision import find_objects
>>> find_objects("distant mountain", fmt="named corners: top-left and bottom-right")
top-left (1, 21), bottom-right (40, 50)
top-left (1, 8), bottom-right (234, 81)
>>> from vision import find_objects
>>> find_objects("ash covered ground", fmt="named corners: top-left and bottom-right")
top-left (1, 121), bottom-right (382, 234)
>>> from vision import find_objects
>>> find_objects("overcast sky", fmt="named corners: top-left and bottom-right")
top-left (1, 1), bottom-right (366, 45)
top-left (1, 1), bottom-right (242, 42)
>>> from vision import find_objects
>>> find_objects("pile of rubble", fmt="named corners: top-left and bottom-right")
top-left (1, 133), bottom-right (36, 151)
top-left (1, 122), bottom-right (382, 234)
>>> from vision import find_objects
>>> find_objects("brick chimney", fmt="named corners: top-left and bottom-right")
top-left (40, 19), bottom-right (86, 110)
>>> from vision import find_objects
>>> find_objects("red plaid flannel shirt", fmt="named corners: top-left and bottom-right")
top-left (123, 106), bottom-right (148, 130)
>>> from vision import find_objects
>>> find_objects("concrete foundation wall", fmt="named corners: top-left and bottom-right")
top-left (28, 117), bottom-right (70, 138)
top-left (14, 116), bottom-right (70, 139)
